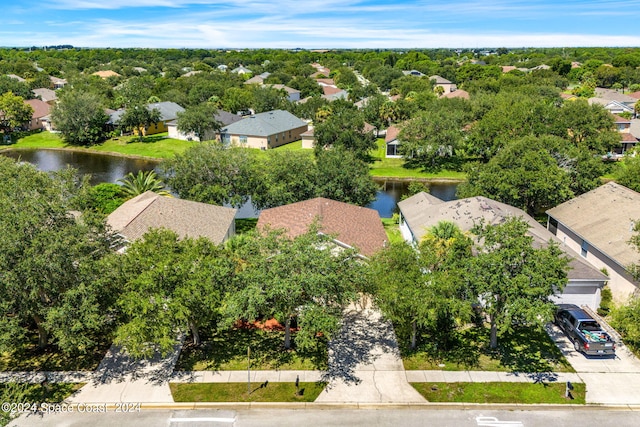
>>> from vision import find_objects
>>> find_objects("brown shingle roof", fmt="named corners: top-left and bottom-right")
top-left (107, 191), bottom-right (236, 244)
top-left (385, 125), bottom-right (400, 143)
top-left (92, 70), bottom-right (121, 79)
top-left (256, 197), bottom-right (388, 257)
top-left (442, 89), bottom-right (470, 99)
top-left (24, 99), bottom-right (50, 119)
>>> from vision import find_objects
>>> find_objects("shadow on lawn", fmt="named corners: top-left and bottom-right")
top-left (403, 325), bottom-right (570, 375)
top-left (176, 328), bottom-right (328, 372)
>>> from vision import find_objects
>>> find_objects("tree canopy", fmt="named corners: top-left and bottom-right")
top-left (463, 217), bottom-right (569, 349)
top-left (51, 90), bottom-right (109, 146)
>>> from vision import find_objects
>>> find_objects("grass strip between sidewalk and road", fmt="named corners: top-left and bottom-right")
top-left (411, 382), bottom-right (585, 404)
top-left (170, 382), bottom-right (325, 402)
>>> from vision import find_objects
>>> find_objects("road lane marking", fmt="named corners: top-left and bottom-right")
top-left (476, 416), bottom-right (524, 426)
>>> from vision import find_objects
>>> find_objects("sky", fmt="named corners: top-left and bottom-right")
top-left (4, 0), bottom-right (640, 49)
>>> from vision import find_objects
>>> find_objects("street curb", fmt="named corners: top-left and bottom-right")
top-left (116, 402), bottom-right (640, 411)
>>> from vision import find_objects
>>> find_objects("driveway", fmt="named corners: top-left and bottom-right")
top-left (547, 323), bottom-right (640, 404)
top-left (315, 304), bottom-right (425, 403)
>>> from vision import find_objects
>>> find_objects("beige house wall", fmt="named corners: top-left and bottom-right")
top-left (227, 124), bottom-right (308, 150)
top-left (554, 223), bottom-right (639, 303)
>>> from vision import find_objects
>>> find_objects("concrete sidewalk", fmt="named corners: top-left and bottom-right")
top-left (66, 337), bottom-right (184, 404)
top-left (0, 369), bottom-right (582, 385)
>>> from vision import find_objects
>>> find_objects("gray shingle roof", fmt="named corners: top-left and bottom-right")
top-left (220, 110), bottom-right (306, 137)
top-left (399, 193), bottom-right (608, 282)
top-left (547, 182), bottom-right (640, 268)
top-left (107, 191), bottom-right (236, 244)
top-left (32, 88), bottom-right (57, 102)
top-left (109, 101), bottom-right (185, 124)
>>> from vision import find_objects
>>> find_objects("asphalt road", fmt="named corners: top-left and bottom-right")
top-left (9, 407), bottom-right (640, 427)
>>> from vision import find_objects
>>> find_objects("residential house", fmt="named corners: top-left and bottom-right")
top-left (49, 76), bottom-right (67, 89)
top-left (32, 88), bottom-right (57, 105)
top-left (589, 98), bottom-right (635, 116)
top-left (107, 191), bottom-right (237, 247)
top-left (630, 119), bottom-right (640, 147)
top-left (385, 125), bottom-right (401, 158)
top-left (547, 182), bottom-right (640, 303)
top-left (108, 101), bottom-right (185, 136)
top-left (398, 193), bottom-right (609, 310)
top-left (429, 75), bottom-right (456, 93)
top-left (6, 74), bottom-right (25, 82)
top-left (244, 72), bottom-right (271, 85)
top-left (302, 121), bottom-right (376, 149)
top-left (301, 128), bottom-right (315, 149)
top-left (257, 197), bottom-right (388, 258)
top-left (132, 67), bottom-right (147, 74)
top-left (167, 109), bottom-right (242, 142)
top-left (220, 109), bottom-right (307, 150)
top-left (402, 70), bottom-right (425, 77)
top-left (321, 85), bottom-right (348, 101)
top-left (441, 89), bottom-right (470, 100)
top-left (594, 88), bottom-right (637, 104)
top-left (231, 65), bottom-right (252, 75)
top-left (628, 91), bottom-right (640, 100)
top-left (612, 114), bottom-right (638, 154)
top-left (180, 70), bottom-right (202, 78)
top-left (23, 99), bottom-right (51, 131)
top-left (310, 63), bottom-right (331, 78)
top-left (92, 70), bottom-right (122, 79)
top-left (560, 93), bottom-right (578, 101)
top-left (268, 84), bottom-right (301, 102)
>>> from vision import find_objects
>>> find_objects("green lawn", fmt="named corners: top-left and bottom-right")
top-left (402, 326), bottom-right (574, 373)
top-left (170, 382), bottom-right (324, 402)
top-left (382, 217), bottom-right (403, 245)
top-left (412, 382), bottom-right (585, 404)
top-left (175, 327), bottom-right (327, 371)
top-left (0, 382), bottom-right (84, 404)
top-left (0, 336), bottom-right (110, 371)
top-left (9, 131), bottom-right (196, 160)
top-left (370, 139), bottom-right (466, 180)
top-left (235, 218), bottom-right (258, 234)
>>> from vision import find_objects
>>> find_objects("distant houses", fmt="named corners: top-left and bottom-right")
top-left (108, 101), bottom-right (185, 136)
top-left (167, 109), bottom-right (242, 142)
top-left (219, 109), bottom-right (308, 150)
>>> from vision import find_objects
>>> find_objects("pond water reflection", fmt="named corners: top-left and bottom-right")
top-left (0, 149), bottom-right (460, 218)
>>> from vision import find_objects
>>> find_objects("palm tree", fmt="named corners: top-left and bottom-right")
top-left (118, 170), bottom-right (171, 197)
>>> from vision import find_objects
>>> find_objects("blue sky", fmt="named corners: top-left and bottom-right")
top-left (4, 0), bottom-right (640, 49)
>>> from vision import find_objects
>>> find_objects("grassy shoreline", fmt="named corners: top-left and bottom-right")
top-left (8, 132), bottom-right (467, 182)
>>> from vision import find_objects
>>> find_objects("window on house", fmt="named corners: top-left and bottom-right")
top-left (548, 218), bottom-right (558, 235)
top-left (239, 135), bottom-right (247, 144)
top-left (222, 134), bottom-right (230, 144)
top-left (581, 240), bottom-right (588, 257)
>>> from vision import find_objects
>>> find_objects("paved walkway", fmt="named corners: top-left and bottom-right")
top-left (314, 305), bottom-right (425, 403)
top-left (66, 337), bottom-right (184, 404)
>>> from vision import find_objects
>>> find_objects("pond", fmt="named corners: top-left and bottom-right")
top-left (0, 149), bottom-right (460, 218)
